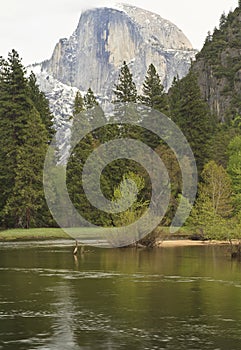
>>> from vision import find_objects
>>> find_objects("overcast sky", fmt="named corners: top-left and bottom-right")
top-left (0, 0), bottom-right (238, 65)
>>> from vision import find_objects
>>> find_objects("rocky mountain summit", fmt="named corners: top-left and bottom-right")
top-left (30, 4), bottom-right (197, 119)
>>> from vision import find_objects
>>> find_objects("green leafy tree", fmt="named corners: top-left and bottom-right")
top-left (110, 172), bottom-right (148, 225)
top-left (107, 172), bottom-right (149, 246)
top-left (189, 191), bottom-right (228, 239)
top-left (140, 63), bottom-right (168, 113)
top-left (113, 61), bottom-right (137, 103)
top-left (227, 136), bottom-right (241, 213)
top-left (189, 160), bottom-right (233, 238)
top-left (201, 160), bottom-right (233, 217)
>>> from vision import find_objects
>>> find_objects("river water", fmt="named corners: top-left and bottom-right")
top-left (0, 241), bottom-right (241, 350)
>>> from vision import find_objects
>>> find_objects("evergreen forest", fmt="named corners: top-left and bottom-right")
top-left (1, 3), bottom-right (241, 244)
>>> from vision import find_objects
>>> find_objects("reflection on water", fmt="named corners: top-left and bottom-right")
top-left (0, 243), bottom-right (241, 349)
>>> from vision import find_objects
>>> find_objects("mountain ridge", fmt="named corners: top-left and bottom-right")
top-left (29, 4), bottom-right (197, 120)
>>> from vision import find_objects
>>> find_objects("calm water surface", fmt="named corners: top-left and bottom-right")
top-left (0, 241), bottom-right (241, 349)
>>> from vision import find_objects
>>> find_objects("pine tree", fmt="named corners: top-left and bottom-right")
top-left (219, 12), bottom-right (227, 28)
top-left (112, 62), bottom-right (140, 141)
top-left (28, 72), bottom-right (54, 140)
top-left (205, 31), bottom-right (213, 44)
top-left (0, 50), bottom-right (30, 215)
top-left (113, 61), bottom-right (137, 103)
top-left (208, 125), bottom-right (237, 167)
top-left (66, 107), bottom-right (111, 226)
top-left (84, 88), bottom-right (98, 109)
top-left (168, 71), bottom-right (214, 172)
top-left (140, 63), bottom-right (168, 113)
top-left (67, 89), bottom-right (109, 226)
top-left (0, 50), bottom-right (51, 227)
top-left (155, 143), bottom-right (182, 224)
top-left (139, 63), bottom-right (169, 148)
top-left (2, 107), bottom-right (48, 228)
top-left (73, 90), bottom-right (85, 116)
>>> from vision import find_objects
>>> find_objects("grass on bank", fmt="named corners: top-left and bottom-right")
top-left (0, 228), bottom-right (70, 241)
top-left (0, 226), bottom-right (193, 242)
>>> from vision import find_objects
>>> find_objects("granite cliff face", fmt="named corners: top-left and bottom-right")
top-left (31, 4), bottom-right (196, 119)
top-left (192, 5), bottom-right (241, 122)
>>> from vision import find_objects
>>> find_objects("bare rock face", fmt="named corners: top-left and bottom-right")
top-left (28, 4), bottom-right (197, 163)
top-left (40, 4), bottom-right (197, 100)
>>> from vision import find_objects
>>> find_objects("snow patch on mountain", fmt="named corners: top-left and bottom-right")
top-left (28, 4), bottom-right (197, 163)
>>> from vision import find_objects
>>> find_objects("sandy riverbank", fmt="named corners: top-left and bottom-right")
top-left (156, 240), bottom-right (229, 247)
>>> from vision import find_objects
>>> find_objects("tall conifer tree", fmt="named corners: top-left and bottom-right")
top-left (67, 89), bottom-right (110, 226)
top-left (113, 61), bottom-right (137, 103)
top-left (3, 108), bottom-right (48, 228)
top-left (0, 50), bottom-right (50, 227)
top-left (84, 88), bottom-right (99, 109)
top-left (28, 72), bottom-right (53, 140)
top-left (169, 71), bottom-right (214, 171)
top-left (140, 63), bottom-right (168, 113)
top-left (73, 90), bottom-right (85, 116)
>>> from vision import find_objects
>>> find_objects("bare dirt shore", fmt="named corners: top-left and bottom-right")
top-left (156, 240), bottom-right (229, 247)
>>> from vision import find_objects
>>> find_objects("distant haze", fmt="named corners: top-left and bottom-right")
top-left (0, 0), bottom-right (238, 65)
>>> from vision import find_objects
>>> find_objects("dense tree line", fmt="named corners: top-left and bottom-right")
top-left (1, 44), bottom-right (241, 242)
top-left (67, 58), bottom-right (241, 246)
top-left (66, 60), bottom-right (214, 228)
top-left (0, 50), bottom-right (54, 228)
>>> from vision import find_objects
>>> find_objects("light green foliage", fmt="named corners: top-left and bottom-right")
top-left (189, 160), bottom-right (233, 239)
top-left (189, 191), bottom-right (229, 240)
top-left (201, 160), bottom-right (233, 217)
top-left (227, 136), bottom-right (241, 213)
top-left (110, 172), bottom-right (149, 227)
top-left (231, 115), bottom-right (241, 130)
